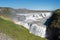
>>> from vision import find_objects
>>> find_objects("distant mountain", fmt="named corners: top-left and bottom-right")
top-left (0, 7), bottom-right (51, 15)
top-left (0, 7), bottom-right (52, 21)
top-left (0, 7), bottom-right (52, 17)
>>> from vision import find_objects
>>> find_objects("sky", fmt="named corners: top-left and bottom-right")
top-left (0, 0), bottom-right (60, 10)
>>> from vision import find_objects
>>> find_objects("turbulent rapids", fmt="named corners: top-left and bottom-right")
top-left (13, 12), bottom-right (52, 38)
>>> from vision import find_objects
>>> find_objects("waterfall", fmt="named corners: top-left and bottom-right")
top-left (13, 12), bottom-right (52, 38)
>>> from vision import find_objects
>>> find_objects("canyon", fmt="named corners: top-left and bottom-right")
top-left (0, 7), bottom-right (53, 38)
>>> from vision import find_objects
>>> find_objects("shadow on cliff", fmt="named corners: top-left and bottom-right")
top-left (44, 11), bottom-right (60, 40)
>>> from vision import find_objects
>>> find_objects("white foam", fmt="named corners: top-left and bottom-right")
top-left (13, 12), bottom-right (52, 38)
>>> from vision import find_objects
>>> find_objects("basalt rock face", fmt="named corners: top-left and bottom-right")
top-left (46, 9), bottom-right (60, 40)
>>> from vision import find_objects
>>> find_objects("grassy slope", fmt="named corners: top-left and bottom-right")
top-left (0, 18), bottom-right (46, 40)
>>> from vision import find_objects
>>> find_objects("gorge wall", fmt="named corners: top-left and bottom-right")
top-left (46, 11), bottom-right (60, 40)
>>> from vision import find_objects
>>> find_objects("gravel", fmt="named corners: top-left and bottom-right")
top-left (0, 33), bottom-right (13, 40)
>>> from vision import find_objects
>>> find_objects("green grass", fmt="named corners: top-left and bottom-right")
top-left (0, 18), bottom-right (46, 40)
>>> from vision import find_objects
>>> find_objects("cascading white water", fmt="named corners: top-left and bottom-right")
top-left (13, 12), bottom-right (52, 38)
top-left (29, 23), bottom-right (46, 37)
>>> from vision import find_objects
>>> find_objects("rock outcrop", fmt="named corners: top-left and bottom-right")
top-left (46, 9), bottom-right (60, 40)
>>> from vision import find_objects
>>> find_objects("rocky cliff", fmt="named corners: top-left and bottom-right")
top-left (46, 9), bottom-right (60, 40)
